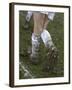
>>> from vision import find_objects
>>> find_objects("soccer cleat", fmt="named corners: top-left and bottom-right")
top-left (30, 53), bottom-right (39, 65)
top-left (24, 20), bottom-right (29, 29)
top-left (27, 46), bottom-right (40, 65)
top-left (27, 46), bottom-right (32, 55)
top-left (43, 46), bottom-right (59, 72)
top-left (47, 46), bottom-right (58, 62)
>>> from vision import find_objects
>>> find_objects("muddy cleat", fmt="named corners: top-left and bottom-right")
top-left (27, 46), bottom-right (40, 65)
top-left (30, 53), bottom-right (39, 65)
top-left (27, 46), bottom-right (32, 55)
top-left (24, 21), bottom-right (29, 29)
top-left (47, 46), bottom-right (58, 62)
top-left (43, 46), bottom-right (59, 72)
top-left (27, 46), bottom-right (39, 64)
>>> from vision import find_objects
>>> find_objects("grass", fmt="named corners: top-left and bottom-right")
top-left (19, 11), bottom-right (64, 79)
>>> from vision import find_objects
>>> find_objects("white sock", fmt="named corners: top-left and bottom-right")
top-left (31, 33), bottom-right (40, 56)
top-left (41, 29), bottom-right (54, 48)
top-left (48, 12), bottom-right (55, 21)
top-left (26, 11), bottom-right (33, 22)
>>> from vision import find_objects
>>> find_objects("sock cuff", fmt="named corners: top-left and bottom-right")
top-left (32, 33), bottom-right (41, 41)
top-left (41, 29), bottom-right (52, 42)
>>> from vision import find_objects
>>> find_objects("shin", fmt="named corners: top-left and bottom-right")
top-left (41, 29), bottom-right (54, 48)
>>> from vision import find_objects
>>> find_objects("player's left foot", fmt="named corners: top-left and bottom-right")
top-left (47, 46), bottom-right (58, 63)
top-left (42, 46), bottom-right (59, 73)
top-left (27, 47), bottom-right (39, 65)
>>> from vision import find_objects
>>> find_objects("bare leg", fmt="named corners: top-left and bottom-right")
top-left (30, 12), bottom-right (58, 67)
top-left (30, 12), bottom-right (45, 64)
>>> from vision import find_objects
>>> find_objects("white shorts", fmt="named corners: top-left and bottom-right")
top-left (40, 11), bottom-right (55, 20)
top-left (27, 11), bottom-right (55, 21)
